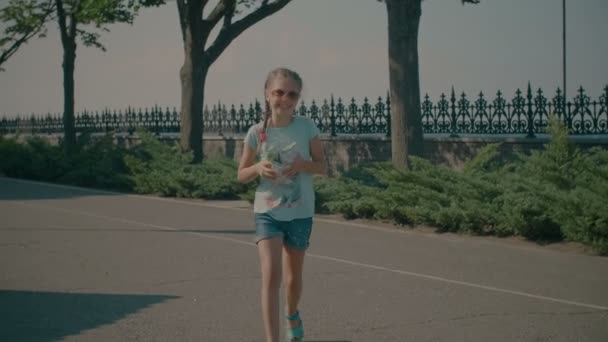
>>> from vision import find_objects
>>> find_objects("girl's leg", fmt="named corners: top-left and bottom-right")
top-left (282, 245), bottom-right (306, 327)
top-left (258, 237), bottom-right (284, 342)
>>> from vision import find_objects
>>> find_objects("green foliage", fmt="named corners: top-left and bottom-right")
top-left (59, 134), bottom-right (133, 190)
top-left (0, 0), bottom-right (165, 66)
top-left (3, 116), bottom-right (607, 255)
top-left (0, 135), bottom-right (68, 180)
top-left (0, 0), bottom-right (54, 70)
top-left (520, 116), bottom-right (584, 191)
top-left (495, 189), bottom-right (563, 241)
top-left (69, 0), bottom-right (165, 51)
top-left (315, 118), bottom-right (608, 255)
top-left (0, 131), bottom-right (254, 199)
top-left (463, 143), bottom-right (504, 174)
top-left (0, 134), bottom-right (131, 190)
top-left (123, 131), bottom-right (255, 199)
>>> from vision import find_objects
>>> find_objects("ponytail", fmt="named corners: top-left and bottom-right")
top-left (262, 99), bottom-right (271, 133)
top-left (257, 99), bottom-right (271, 156)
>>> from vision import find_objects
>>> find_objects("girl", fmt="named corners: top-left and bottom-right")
top-left (238, 67), bottom-right (326, 342)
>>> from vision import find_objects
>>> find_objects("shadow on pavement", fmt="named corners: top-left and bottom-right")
top-left (0, 289), bottom-right (178, 342)
top-left (0, 177), bottom-right (122, 201)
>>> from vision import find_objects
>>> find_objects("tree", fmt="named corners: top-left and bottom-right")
top-left (176, 0), bottom-right (292, 163)
top-left (383, 0), bottom-right (479, 169)
top-left (54, 0), bottom-right (165, 154)
top-left (1, 0), bottom-right (165, 154)
top-left (0, 0), bottom-right (55, 72)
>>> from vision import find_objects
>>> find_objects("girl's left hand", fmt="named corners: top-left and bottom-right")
top-left (282, 155), bottom-right (306, 178)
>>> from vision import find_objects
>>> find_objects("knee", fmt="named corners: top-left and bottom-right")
top-left (283, 273), bottom-right (302, 288)
top-left (262, 268), bottom-right (282, 290)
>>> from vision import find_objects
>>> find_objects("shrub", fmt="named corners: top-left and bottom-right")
top-left (313, 117), bottom-right (608, 254)
top-left (124, 131), bottom-right (254, 199)
top-left (0, 136), bottom-right (68, 180)
top-left (463, 143), bottom-right (504, 174)
top-left (60, 134), bottom-right (133, 190)
top-left (3, 120), bottom-right (607, 254)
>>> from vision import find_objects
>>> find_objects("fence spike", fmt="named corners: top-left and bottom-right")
top-left (2, 87), bottom-right (607, 136)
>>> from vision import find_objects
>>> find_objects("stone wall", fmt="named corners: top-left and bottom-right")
top-left (11, 133), bottom-right (608, 175)
top-left (137, 134), bottom-right (608, 175)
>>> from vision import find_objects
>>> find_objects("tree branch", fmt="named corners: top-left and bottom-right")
top-left (176, 0), bottom-right (187, 41)
top-left (205, 0), bottom-right (291, 65)
top-left (55, 0), bottom-right (70, 44)
top-left (222, 0), bottom-right (236, 29)
top-left (0, 0), bottom-right (55, 71)
top-left (207, 0), bottom-right (236, 29)
top-left (69, 0), bottom-right (85, 40)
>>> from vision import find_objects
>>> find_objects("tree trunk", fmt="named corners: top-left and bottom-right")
top-left (62, 35), bottom-right (76, 154)
top-left (179, 25), bottom-right (207, 163)
top-left (56, 0), bottom-right (77, 155)
top-left (176, 0), bottom-right (293, 163)
top-left (386, 0), bottom-right (424, 169)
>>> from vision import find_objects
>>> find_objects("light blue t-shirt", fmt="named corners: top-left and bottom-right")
top-left (245, 116), bottom-right (321, 221)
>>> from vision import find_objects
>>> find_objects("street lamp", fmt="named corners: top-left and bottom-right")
top-left (562, 0), bottom-right (567, 117)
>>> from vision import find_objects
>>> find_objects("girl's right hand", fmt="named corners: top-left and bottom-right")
top-left (257, 160), bottom-right (278, 179)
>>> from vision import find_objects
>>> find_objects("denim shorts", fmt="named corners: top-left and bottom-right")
top-left (254, 213), bottom-right (313, 251)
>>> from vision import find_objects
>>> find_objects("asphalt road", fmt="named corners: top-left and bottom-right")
top-left (1, 176), bottom-right (607, 342)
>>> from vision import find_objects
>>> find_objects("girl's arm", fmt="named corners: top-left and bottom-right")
top-left (283, 136), bottom-right (327, 177)
top-left (238, 143), bottom-right (277, 183)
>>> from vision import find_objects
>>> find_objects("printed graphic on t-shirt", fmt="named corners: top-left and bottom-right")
top-left (257, 132), bottom-right (303, 210)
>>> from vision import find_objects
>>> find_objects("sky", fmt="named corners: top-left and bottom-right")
top-left (0, 0), bottom-right (607, 117)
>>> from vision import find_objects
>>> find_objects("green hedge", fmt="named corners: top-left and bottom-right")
top-left (314, 118), bottom-right (608, 255)
top-left (123, 131), bottom-right (254, 199)
top-left (1, 118), bottom-right (606, 255)
top-left (0, 131), bottom-right (254, 200)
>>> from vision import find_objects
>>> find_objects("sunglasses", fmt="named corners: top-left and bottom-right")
top-left (270, 89), bottom-right (300, 100)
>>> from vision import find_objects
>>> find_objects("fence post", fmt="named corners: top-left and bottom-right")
top-left (255, 100), bottom-right (262, 123)
top-left (385, 92), bottom-right (391, 138)
top-left (526, 83), bottom-right (535, 138)
top-left (565, 91), bottom-right (573, 131)
top-left (330, 94), bottom-right (337, 137)
top-left (104, 108), bottom-right (110, 133)
top-left (450, 87), bottom-right (458, 137)
top-left (214, 102), bottom-right (220, 136)
top-left (153, 105), bottom-right (160, 136)
top-left (559, 88), bottom-right (565, 125)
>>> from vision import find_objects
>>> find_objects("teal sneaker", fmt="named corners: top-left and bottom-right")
top-left (285, 310), bottom-right (304, 342)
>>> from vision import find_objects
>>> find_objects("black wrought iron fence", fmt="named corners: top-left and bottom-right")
top-left (1, 84), bottom-right (606, 137)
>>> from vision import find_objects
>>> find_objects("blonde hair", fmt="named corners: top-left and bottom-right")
top-left (262, 67), bottom-right (303, 132)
